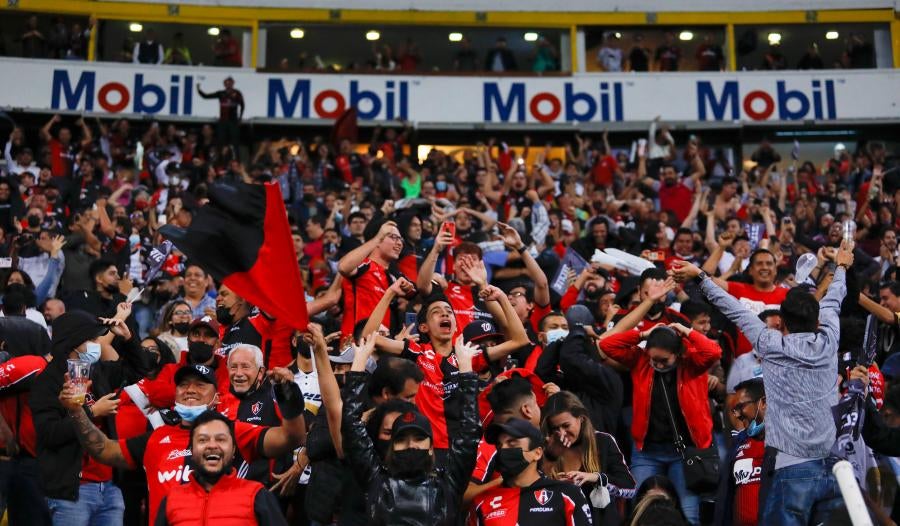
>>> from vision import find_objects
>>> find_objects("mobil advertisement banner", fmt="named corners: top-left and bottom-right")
top-left (2, 58), bottom-right (898, 126)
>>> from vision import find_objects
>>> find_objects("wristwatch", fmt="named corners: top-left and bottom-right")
top-left (516, 244), bottom-right (527, 254)
top-left (694, 270), bottom-right (709, 284)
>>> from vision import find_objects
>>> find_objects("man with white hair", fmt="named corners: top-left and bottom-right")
top-left (220, 344), bottom-right (294, 486)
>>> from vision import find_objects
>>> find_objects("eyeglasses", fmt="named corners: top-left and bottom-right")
top-left (385, 233), bottom-right (404, 243)
top-left (730, 399), bottom-right (761, 416)
top-left (172, 310), bottom-right (192, 316)
top-left (507, 291), bottom-right (526, 299)
top-left (141, 346), bottom-right (160, 353)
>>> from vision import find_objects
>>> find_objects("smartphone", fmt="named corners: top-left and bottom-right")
top-left (648, 250), bottom-right (665, 262)
top-left (442, 221), bottom-right (456, 238)
top-left (0, 258), bottom-right (11, 269)
top-left (404, 312), bottom-right (418, 335)
top-left (637, 138), bottom-right (647, 158)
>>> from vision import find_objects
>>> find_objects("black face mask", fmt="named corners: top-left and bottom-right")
top-left (105, 283), bottom-right (120, 295)
top-left (584, 287), bottom-right (603, 300)
top-left (216, 305), bottom-right (234, 326)
top-left (648, 302), bottom-right (665, 316)
top-left (494, 447), bottom-right (531, 482)
top-left (156, 289), bottom-right (174, 302)
top-left (294, 340), bottom-right (311, 359)
top-left (334, 374), bottom-right (346, 389)
top-left (388, 448), bottom-right (432, 479)
top-left (26, 215), bottom-right (41, 228)
top-left (172, 322), bottom-right (191, 334)
top-left (188, 341), bottom-right (215, 364)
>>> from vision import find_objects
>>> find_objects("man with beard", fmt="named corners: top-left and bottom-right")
top-left (60, 363), bottom-right (305, 526)
top-left (467, 418), bottom-right (591, 526)
top-left (153, 411), bottom-right (286, 525)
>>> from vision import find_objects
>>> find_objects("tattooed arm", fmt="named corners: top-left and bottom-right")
top-left (59, 380), bottom-right (132, 469)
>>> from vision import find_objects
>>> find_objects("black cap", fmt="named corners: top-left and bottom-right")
top-left (485, 418), bottom-right (544, 447)
top-left (174, 364), bottom-right (217, 386)
top-left (463, 320), bottom-right (502, 344)
top-left (391, 410), bottom-right (433, 440)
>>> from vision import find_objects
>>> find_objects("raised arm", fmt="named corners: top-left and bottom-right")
top-left (338, 221), bottom-right (394, 277)
top-left (40, 114), bottom-right (60, 143)
top-left (362, 278), bottom-right (415, 355)
top-left (307, 323), bottom-right (343, 457)
top-left (478, 285), bottom-right (530, 362)
top-left (859, 292), bottom-right (896, 325)
top-left (818, 244), bottom-right (852, 350)
top-left (415, 226), bottom-right (454, 295)
top-left (341, 369), bottom-right (382, 488)
top-left (601, 277), bottom-right (675, 340)
top-left (307, 274), bottom-right (343, 317)
top-left (260, 377), bottom-right (307, 458)
top-left (672, 261), bottom-right (773, 356)
top-left (498, 222), bottom-right (550, 307)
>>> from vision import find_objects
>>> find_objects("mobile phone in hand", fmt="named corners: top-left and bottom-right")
top-left (442, 221), bottom-right (456, 238)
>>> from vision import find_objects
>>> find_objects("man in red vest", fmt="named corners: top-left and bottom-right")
top-left (154, 411), bottom-right (286, 525)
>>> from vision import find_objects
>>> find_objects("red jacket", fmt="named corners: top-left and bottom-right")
top-left (601, 329), bottom-right (721, 450)
top-left (159, 471), bottom-right (262, 525)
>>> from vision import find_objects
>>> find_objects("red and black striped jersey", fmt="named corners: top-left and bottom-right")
top-left (468, 477), bottom-right (593, 526)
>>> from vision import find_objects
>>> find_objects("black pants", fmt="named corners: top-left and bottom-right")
top-left (0, 455), bottom-right (51, 525)
top-left (216, 120), bottom-right (242, 161)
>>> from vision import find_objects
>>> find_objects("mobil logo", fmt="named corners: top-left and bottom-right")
top-left (697, 79), bottom-right (837, 121)
top-left (51, 69), bottom-right (194, 115)
top-left (483, 81), bottom-right (624, 123)
top-left (267, 78), bottom-right (409, 120)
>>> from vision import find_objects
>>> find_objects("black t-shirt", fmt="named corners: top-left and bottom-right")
top-left (646, 368), bottom-right (693, 447)
top-left (221, 315), bottom-right (263, 354)
top-left (629, 46), bottom-right (649, 71)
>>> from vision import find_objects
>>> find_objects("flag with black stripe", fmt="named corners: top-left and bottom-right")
top-left (160, 181), bottom-right (308, 330)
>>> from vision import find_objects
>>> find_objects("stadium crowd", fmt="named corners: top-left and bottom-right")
top-left (0, 105), bottom-right (899, 526)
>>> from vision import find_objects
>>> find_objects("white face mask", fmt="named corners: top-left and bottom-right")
top-left (545, 328), bottom-right (569, 345)
top-left (82, 342), bottom-right (101, 364)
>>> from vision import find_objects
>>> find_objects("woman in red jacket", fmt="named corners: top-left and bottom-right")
top-left (600, 323), bottom-right (721, 526)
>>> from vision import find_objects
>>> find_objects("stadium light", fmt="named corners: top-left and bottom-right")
top-left (129, 23), bottom-right (143, 33)
top-left (449, 32), bottom-right (463, 42)
top-left (826, 31), bottom-right (839, 40)
top-left (614, 32), bottom-right (622, 39)
top-left (524, 32), bottom-right (539, 42)
top-left (366, 30), bottom-right (381, 41)
top-left (208, 27), bottom-right (220, 36)
top-left (290, 28), bottom-right (305, 39)
top-left (679, 31), bottom-right (694, 41)
top-left (767, 32), bottom-right (782, 45)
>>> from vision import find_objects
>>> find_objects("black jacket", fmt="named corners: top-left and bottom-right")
top-left (557, 333), bottom-right (624, 436)
top-left (863, 396), bottom-right (900, 456)
top-left (342, 370), bottom-right (480, 526)
top-left (28, 313), bottom-right (153, 500)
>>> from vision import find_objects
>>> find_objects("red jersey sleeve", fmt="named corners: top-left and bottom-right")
top-left (560, 286), bottom-right (580, 310)
top-left (400, 340), bottom-right (424, 362)
top-left (530, 303), bottom-right (552, 334)
top-left (235, 421), bottom-right (268, 463)
top-left (140, 365), bottom-right (177, 408)
top-left (470, 440), bottom-right (497, 484)
top-left (598, 329), bottom-right (643, 368)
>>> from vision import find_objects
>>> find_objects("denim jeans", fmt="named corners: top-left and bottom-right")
top-left (761, 458), bottom-right (844, 526)
top-left (631, 442), bottom-right (700, 525)
top-left (46, 482), bottom-right (124, 526)
top-left (0, 456), bottom-right (51, 525)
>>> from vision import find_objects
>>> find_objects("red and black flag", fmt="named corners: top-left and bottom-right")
top-left (160, 182), bottom-right (308, 330)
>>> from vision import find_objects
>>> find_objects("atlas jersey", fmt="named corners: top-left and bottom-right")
top-left (0, 355), bottom-right (47, 456)
top-left (731, 435), bottom-right (765, 526)
top-left (342, 258), bottom-right (395, 337)
top-left (401, 340), bottom-right (490, 449)
top-left (468, 477), bottom-right (593, 526)
top-left (119, 419), bottom-right (267, 526)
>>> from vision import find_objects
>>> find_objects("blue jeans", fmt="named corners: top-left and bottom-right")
top-left (631, 442), bottom-right (700, 525)
top-left (761, 458), bottom-right (844, 526)
top-left (46, 482), bottom-right (124, 526)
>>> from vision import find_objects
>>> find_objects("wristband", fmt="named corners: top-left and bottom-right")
top-left (273, 381), bottom-right (305, 419)
top-left (516, 245), bottom-right (527, 254)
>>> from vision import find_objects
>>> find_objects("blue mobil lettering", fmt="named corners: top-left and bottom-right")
top-left (697, 79), bottom-right (836, 121)
top-left (483, 82), bottom-right (624, 123)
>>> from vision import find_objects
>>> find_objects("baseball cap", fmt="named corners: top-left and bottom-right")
top-left (329, 345), bottom-right (355, 364)
top-left (485, 417), bottom-right (544, 447)
top-left (391, 410), bottom-right (433, 440)
top-left (174, 364), bottom-right (217, 386)
top-left (190, 316), bottom-right (221, 334)
top-left (463, 320), bottom-right (502, 345)
top-left (561, 219), bottom-right (574, 234)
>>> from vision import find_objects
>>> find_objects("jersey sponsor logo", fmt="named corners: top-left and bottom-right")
top-left (158, 464), bottom-right (192, 484)
top-left (159, 435), bottom-right (171, 444)
top-left (251, 401), bottom-right (263, 415)
top-left (166, 448), bottom-right (191, 461)
top-left (484, 510), bottom-right (506, 520)
top-left (490, 496), bottom-right (503, 510)
top-left (534, 489), bottom-right (553, 505)
top-left (529, 507), bottom-right (553, 512)
top-left (733, 457), bottom-right (762, 485)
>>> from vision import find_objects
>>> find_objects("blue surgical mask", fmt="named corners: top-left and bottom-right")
top-left (82, 342), bottom-right (101, 364)
top-left (545, 328), bottom-right (569, 344)
top-left (129, 234), bottom-right (140, 246)
top-left (174, 403), bottom-right (207, 423)
top-left (436, 181), bottom-right (448, 192)
top-left (747, 419), bottom-right (765, 437)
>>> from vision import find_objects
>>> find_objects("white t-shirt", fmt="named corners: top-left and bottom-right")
top-left (598, 47), bottom-right (623, 72)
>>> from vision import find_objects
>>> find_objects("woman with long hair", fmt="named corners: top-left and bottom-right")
top-left (541, 391), bottom-right (635, 526)
top-left (155, 299), bottom-right (192, 361)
